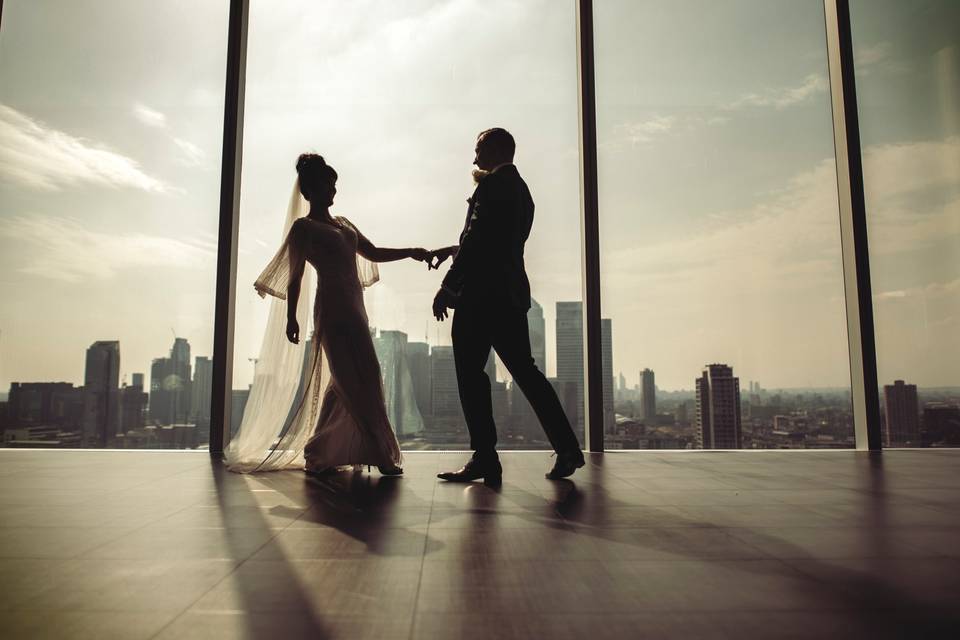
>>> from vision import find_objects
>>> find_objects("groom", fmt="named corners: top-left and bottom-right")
top-left (430, 128), bottom-right (585, 486)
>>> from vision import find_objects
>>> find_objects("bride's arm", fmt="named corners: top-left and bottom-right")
top-left (355, 227), bottom-right (429, 264)
top-left (285, 222), bottom-right (307, 344)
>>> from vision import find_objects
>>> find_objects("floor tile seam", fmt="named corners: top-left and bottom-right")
top-left (144, 526), bottom-right (289, 640)
top-left (407, 474), bottom-right (440, 640)
top-left (72, 500), bottom-right (208, 559)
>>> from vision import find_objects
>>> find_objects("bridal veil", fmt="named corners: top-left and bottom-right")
top-left (224, 180), bottom-right (379, 472)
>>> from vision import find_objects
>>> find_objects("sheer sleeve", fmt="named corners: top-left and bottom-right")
top-left (337, 216), bottom-right (380, 289)
top-left (254, 184), bottom-right (310, 300)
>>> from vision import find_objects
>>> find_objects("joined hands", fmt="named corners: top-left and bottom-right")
top-left (408, 246), bottom-right (459, 321)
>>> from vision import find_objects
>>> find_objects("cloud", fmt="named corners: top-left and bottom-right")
top-left (133, 103), bottom-right (167, 128)
top-left (855, 41), bottom-right (892, 68)
top-left (605, 137), bottom-right (960, 295)
top-left (726, 74), bottom-right (828, 110)
top-left (173, 137), bottom-right (205, 167)
top-left (0, 104), bottom-right (168, 192)
top-left (616, 114), bottom-right (730, 146)
top-left (0, 215), bottom-right (214, 282)
top-left (861, 137), bottom-right (960, 254)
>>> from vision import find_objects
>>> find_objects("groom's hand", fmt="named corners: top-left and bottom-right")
top-left (432, 288), bottom-right (453, 321)
top-left (428, 246), bottom-right (456, 270)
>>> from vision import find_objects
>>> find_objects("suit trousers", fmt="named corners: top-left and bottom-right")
top-left (451, 299), bottom-right (581, 456)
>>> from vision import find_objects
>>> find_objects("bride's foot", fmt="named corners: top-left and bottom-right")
top-left (377, 464), bottom-right (403, 476)
top-left (304, 466), bottom-right (337, 477)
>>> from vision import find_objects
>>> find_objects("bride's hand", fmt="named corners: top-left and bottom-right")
top-left (428, 247), bottom-right (454, 270)
top-left (286, 318), bottom-right (300, 344)
top-left (410, 248), bottom-right (430, 263)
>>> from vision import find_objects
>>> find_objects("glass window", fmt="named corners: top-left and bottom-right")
top-left (594, 0), bottom-right (854, 449)
top-left (0, 1), bottom-right (229, 449)
top-left (234, 1), bottom-right (583, 450)
top-left (851, 0), bottom-right (960, 448)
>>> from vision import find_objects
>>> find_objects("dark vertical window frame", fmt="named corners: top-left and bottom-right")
top-left (576, 0), bottom-right (604, 453)
top-left (210, 0), bottom-right (249, 456)
top-left (823, 0), bottom-right (883, 451)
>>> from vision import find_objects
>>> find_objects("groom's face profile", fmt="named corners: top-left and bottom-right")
top-left (473, 136), bottom-right (498, 172)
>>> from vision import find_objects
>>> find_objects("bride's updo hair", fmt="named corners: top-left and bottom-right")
top-left (296, 153), bottom-right (338, 200)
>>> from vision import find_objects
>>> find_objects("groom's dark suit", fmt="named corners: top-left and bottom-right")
top-left (441, 164), bottom-right (581, 456)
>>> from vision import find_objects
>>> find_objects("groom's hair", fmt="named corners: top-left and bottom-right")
top-left (478, 127), bottom-right (515, 160)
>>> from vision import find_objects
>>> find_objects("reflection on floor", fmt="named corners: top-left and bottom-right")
top-left (1, 450), bottom-right (959, 639)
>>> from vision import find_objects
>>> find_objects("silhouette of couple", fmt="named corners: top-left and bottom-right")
top-left (226, 128), bottom-right (584, 484)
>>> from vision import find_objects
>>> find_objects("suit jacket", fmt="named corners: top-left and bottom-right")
top-left (441, 164), bottom-right (533, 311)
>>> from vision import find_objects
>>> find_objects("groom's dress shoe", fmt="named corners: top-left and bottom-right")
top-left (437, 457), bottom-right (502, 487)
top-left (546, 450), bottom-right (585, 479)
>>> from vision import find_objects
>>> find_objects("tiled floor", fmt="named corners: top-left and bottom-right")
top-left (1, 449), bottom-right (959, 639)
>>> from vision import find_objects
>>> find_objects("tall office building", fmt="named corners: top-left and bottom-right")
top-left (374, 330), bottom-right (425, 437)
top-left (528, 298), bottom-right (546, 373)
top-left (601, 318), bottom-right (614, 434)
top-left (556, 301), bottom-right (613, 440)
top-left (120, 378), bottom-right (148, 432)
top-left (922, 403), bottom-right (960, 446)
top-left (230, 388), bottom-right (250, 438)
top-left (191, 358), bottom-right (213, 423)
top-left (191, 357), bottom-right (213, 443)
top-left (507, 298), bottom-right (547, 434)
top-left (695, 364), bottom-right (742, 449)
top-left (406, 341), bottom-right (432, 418)
top-left (150, 338), bottom-right (193, 425)
top-left (82, 340), bottom-right (121, 447)
top-left (430, 346), bottom-right (460, 418)
top-left (556, 302), bottom-right (583, 435)
top-left (6, 382), bottom-right (83, 432)
top-left (640, 368), bottom-right (656, 421)
top-left (485, 350), bottom-right (498, 382)
top-left (883, 380), bottom-right (919, 446)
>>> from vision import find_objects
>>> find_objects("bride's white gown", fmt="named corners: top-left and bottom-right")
top-left (225, 183), bottom-right (402, 473)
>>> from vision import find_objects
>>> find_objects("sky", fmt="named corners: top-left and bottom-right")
top-left (0, 0), bottom-right (957, 396)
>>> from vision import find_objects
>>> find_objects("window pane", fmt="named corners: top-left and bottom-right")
top-left (595, 0), bottom-right (854, 449)
top-left (851, 0), bottom-right (960, 448)
top-left (234, 1), bottom-right (583, 451)
top-left (0, 1), bottom-right (228, 449)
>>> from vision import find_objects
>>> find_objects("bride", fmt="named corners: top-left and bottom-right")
top-left (225, 154), bottom-right (429, 475)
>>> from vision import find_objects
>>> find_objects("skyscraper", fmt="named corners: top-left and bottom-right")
top-left (120, 377), bottom-right (148, 433)
top-left (406, 341), bottom-right (432, 419)
top-left (528, 297), bottom-right (546, 373)
top-left (430, 346), bottom-right (460, 419)
top-left (7, 382), bottom-right (83, 432)
top-left (640, 368), bottom-right (656, 422)
top-left (922, 403), bottom-right (960, 446)
top-left (82, 340), bottom-right (120, 447)
top-left (374, 330), bottom-right (425, 437)
top-left (601, 318), bottom-right (614, 434)
top-left (556, 301), bottom-right (613, 440)
top-left (191, 356), bottom-right (213, 443)
top-left (695, 364), bottom-right (742, 449)
top-left (150, 337), bottom-right (193, 425)
top-left (506, 297), bottom-right (547, 435)
top-left (556, 302), bottom-right (583, 435)
top-left (883, 380), bottom-right (919, 446)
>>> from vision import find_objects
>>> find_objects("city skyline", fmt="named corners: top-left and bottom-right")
top-left (4, 328), bottom-right (958, 450)
top-left (1, 1), bottom-right (957, 396)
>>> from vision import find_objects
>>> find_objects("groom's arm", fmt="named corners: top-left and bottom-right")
top-left (440, 182), bottom-right (504, 296)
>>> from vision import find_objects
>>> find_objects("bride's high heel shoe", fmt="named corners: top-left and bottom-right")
top-left (376, 464), bottom-right (403, 476)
